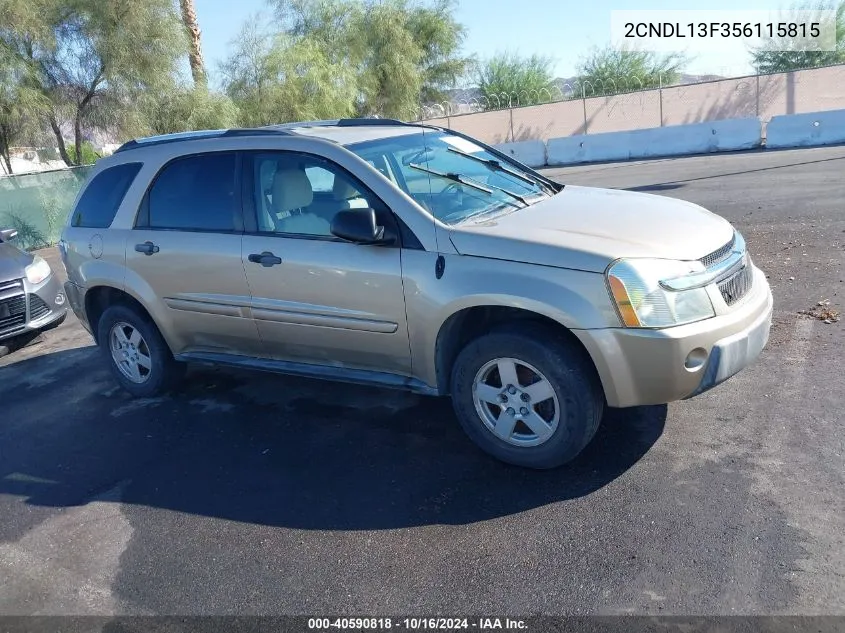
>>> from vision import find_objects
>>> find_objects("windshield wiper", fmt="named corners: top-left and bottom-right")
top-left (445, 146), bottom-right (556, 194)
top-left (408, 163), bottom-right (493, 194)
top-left (408, 163), bottom-right (529, 207)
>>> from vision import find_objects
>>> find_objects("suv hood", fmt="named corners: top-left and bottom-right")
top-left (0, 241), bottom-right (32, 280)
top-left (447, 185), bottom-right (735, 272)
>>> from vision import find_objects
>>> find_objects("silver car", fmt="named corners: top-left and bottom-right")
top-left (0, 228), bottom-right (67, 345)
top-left (60, 119), bottom-right (773, 469)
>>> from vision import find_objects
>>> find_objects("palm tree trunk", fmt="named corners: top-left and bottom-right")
top-left (179, 0), bottom-right (206, 87)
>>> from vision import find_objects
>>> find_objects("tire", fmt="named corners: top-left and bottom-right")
top-left (450, 325), bottom-right (604, 469)
top-left (96, 304), bottom-right (186, 398)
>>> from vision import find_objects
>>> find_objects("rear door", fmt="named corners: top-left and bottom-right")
top-left (126, 151), bottom-right (263, 357)
top-left (240, 150), bottom-right (412, 374)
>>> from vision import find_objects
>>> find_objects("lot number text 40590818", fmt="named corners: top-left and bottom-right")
top-left (307, 617), bottom-right (528, 630)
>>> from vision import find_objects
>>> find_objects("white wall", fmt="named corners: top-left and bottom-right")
top-left (547, 118), bottom-right (762, 166)
top-left (493, 140), bottom-right (546, 168)
top-left (766, 109), bottom-right (845, 149)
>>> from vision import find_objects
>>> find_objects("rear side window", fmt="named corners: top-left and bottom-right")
top-left (146, 153), bottom-right (237, 232)
top-left (71, 163), bottom-right (142, 228)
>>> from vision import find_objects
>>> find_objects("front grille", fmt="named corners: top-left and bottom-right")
top-left (700, 234), bottom-right (736, 268)
top-left (719, 264), bottom-right (753, 306)
top-left (0, 278), bottom-right (24, 300)
top-left (0, 294), bottom-right (27, 335)
top-left (29, 294), bottom-right (51, 320)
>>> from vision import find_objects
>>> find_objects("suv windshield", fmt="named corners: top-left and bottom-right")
top-left (347, 131), bottom-right (552, 224)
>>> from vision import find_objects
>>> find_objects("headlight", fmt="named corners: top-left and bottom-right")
top-left (24, 255), bottom-right (53, 285)
top-left (606, 258), bottom-right (715, 328)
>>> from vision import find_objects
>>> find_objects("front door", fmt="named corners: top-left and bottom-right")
top-left (240, 151), bottom-right (412, 375)
top-left (127, 151), bottom-right (262, 357)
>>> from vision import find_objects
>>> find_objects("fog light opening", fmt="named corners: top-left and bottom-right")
top-left (684, 347), bottom-right (708, 371)
top-left (55, 293), bottom-right (66, 306)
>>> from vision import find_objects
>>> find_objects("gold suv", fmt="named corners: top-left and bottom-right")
top-left (60, 119), bottom-right (773, 469)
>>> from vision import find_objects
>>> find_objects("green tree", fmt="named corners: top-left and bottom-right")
top-left (751, 1), bottom-right (845, 73)
top-left (406, 0), bottom-right (468, 103)
top-left (0, 54), bottom-right (46, 174)
top-left (0, 0), bottom-right (186, 166)
top-left (576, 46), bottom-right (688, 95)
top-left (270, 0), bottom-right (469, 119)
top-left (66, 140), bottom-right (99, 165)
top-left (141, 85), bottom-right (240, 135)
top-left (354, 1), bottom-right (425, 117)
top-left (220, 15), bottom-right (359, 127)
top-left (475, 52), bottom-right (555, 109)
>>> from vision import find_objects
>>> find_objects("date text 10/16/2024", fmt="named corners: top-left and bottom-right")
top-left (307, 618), bottom-right (528, 630)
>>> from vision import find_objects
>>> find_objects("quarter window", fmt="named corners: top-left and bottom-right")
top-left (72, 163), bottom-right (142, 228)
top-left (147, 153), bottom-right (237, 231)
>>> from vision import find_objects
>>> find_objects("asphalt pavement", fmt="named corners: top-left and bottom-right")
top-left (0, 146), bottom-right (843, 617)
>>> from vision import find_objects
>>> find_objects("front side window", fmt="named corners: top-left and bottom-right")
top-left (251, 152), bottom-right (378, 238)
top-left (348, 131), bottom-right (553, 225)
top-left (72, 162), bottom-right (142, 228)
top-left (147, 153), bottom-right (237, 231)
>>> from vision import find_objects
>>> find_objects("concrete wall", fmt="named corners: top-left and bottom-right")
top-left (493, 140), bottom-right (546, 168)
top-left (660, 77), bottom-right (758, 126)
top-left (585, 90), bottom-right (662, 134)
top-left (511, 100), bottom-right (587, 141)
top-left (766, 109), bottom-right (845, 149)
top-left (446, 110), bottom-right (511, 145)
top-left (546, 118), bottom-right (763, 166)
top-left (422, 64), bottom-right (845, 142)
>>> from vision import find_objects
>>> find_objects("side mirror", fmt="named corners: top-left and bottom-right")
top-left (330, 208), bottom-right (394, 245)
top-left (0, 228), bottom-right (18, 243)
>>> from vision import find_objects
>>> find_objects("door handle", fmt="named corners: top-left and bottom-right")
top-left (248, 251), bottom-right (282, 267)
top-left (135, 241), bottom-right (160, 256)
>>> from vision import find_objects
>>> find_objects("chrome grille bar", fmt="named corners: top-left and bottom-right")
top-left (719, 264), bottom-right (753, 306)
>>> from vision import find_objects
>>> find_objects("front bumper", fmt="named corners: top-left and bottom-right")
top-left (576, 265), bottom-right (773, 408)
top-left (0, 273), bottom-right (68, 343)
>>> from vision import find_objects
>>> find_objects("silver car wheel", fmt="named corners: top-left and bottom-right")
top-left (471, 357), bottom-right (561, 447)
top-left (109, 321), bottom-right (152, 384)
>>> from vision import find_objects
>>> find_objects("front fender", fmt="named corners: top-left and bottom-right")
top-left (401, 251), bottom-right (619, 388)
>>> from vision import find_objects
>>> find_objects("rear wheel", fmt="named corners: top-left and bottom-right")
top-left (97, 305), bottom-right (185, 397)
top-left (450, 326), bottom-right (604, 469)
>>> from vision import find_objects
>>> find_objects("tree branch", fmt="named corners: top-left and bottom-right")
top-left (48, 113), bottom-right (72, 166)
top-left (0, 124), bottom-right (13, 175)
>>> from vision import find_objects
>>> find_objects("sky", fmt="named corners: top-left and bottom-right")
top-left (196, 0), bottom-right (794, 84)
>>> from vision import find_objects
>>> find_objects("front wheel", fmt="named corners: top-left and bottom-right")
top-left (450, 326), bottom-right (604, 469)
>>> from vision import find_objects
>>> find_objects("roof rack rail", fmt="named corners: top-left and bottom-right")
top-left (264, 120), bottom-right (341, 130)
top-left (221, 128), bottom-right (295, 138)
top-left (114, 127), bottom-right (294, 154)
top-left (335, 118), bottom-right (410, 126)
top-left (263, 118), bottom-right (414, 130)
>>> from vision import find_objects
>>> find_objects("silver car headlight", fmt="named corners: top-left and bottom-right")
top-left (25, 255), bottom-right (53, 285)
top-left (606, 258), bottom-right (715, 328)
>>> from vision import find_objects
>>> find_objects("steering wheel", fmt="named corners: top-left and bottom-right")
top-left (442, 182), bottom-right (463, 195)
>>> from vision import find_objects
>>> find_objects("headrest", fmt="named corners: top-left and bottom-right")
top-left (272, 168), bottom-right (313, 213)
top-left (332, 176), bottom-right (359, 201)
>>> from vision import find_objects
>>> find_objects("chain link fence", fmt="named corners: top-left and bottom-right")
top-left (411, 63), bottom-right (845, 146)
top-left (414, 74), bottom-right (665, 120)
top-left (0, 166), bottom-right (93, 250)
